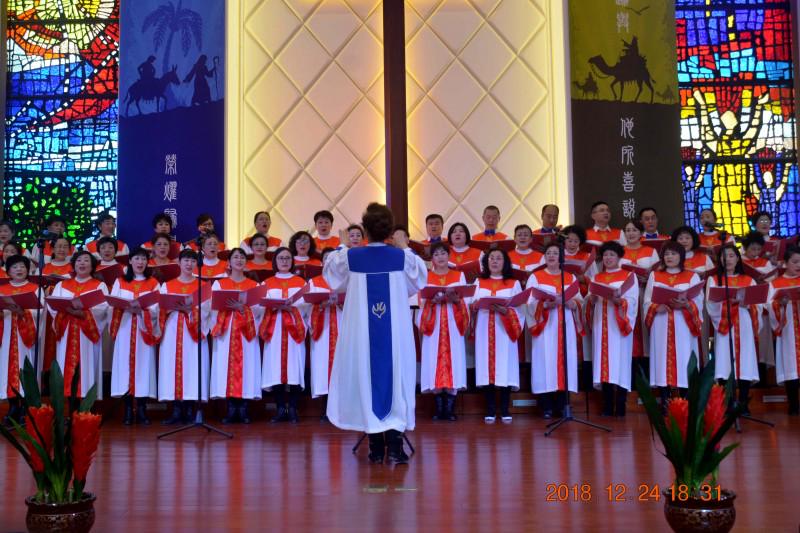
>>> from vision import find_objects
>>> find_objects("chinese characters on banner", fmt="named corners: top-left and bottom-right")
top-left (568, 0), bottom-right (683, 230)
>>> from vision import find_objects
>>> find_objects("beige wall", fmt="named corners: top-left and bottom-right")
top-left (227, 0), bottom-right (570, 243)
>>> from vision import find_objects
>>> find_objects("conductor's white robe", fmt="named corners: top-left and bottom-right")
top-left (324, 244), bottom-right (427, 434)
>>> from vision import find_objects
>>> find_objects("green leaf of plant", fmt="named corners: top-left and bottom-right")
top-left (20, 359), bottom-right (42, 407)
top-left (78, 385), bottom-right (97, 413)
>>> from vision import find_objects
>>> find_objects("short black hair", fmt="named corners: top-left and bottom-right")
top-left (3, 241), bottom-right (24, 257)
top-left (96, 236), bottom-right (118, 252)
top-left (659, 241), bottom-right (686, 271)
top-left (4, 254), bottom-right (31, 274)
top-left (624, 219), bottom-right (645, 233)
top-left (541, 204), bottom-right (559, 215)
top-left (784, 245), bottom-right (800, 262)
top-left (362, 203), bottom-right (394, 243)
top-left (741, 231), bottom-right (765, 249)
top-left (430, 241), bottom-right (450, 256)
top-left (249, 233), bottom-right (268, 247)
top-left (590, 201), bottom-right (609, 212)
top-left (670, 225), bottom-right (700, 251)
top-left (124, 247), bottom-right (152, 282)
top-left (227, 247), bottom-right (249, 263)
top-left (514, 224), bottom-right (532, 236)
top-left (425, 213), bottom-right (444, 224)
top-left (178, 249), bottom-right (198, 262)
top-left (289, 231), bottom-right (316, 257)
top-left (272, 246), bottom-right (295, 272)
top-left (320, 247), bottom-right (336, 261)
top-left (253, 211), bottom-right (271, 225)
top-left (482, 205), bottom-right (500, 215)
top-left (45, 214), bottom-right (67, 226)
top-left (562, 224), bottom-right (587, 244)
top-left (95, 212), bottom-right (115, 228)
top-left (152, 213), bottom-right (173, 229)
top-left (750, 210), bottom-right (772, 225)
top-left (638, 206), bottom-right (658, 219)
top-left (151, 232), bottom-right (172, 246)
top-left (70, 250), bottom-right (98, 274)
top-left (716, 244), bottom-right (744, 283)
top-left (480, 248), bottom-right (513, 280)
top-left (313, 210), bottom-right (334, 224)
top-left (391, 225), bottom-right (409, 238)
top-left (196, 213), bottom-right (213, 226)
top-left (447, 222), bottom-right (472, 243)
top-left (0, 219), bottom-right (15, 232)
top-left (345, 223), bottom-right (363, 235)
top-left (599, 240), bottom-right (625, 259)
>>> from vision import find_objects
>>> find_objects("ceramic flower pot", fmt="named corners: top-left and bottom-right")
top-left (25, 493), bottom-right (96, 533)
top-left (663, 488), bottom-right (736, 533)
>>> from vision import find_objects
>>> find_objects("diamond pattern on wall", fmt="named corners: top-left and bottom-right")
top-left (237, 0), bottom-right (385, 241)
top-left (406, 0), bottom-right (558, 238)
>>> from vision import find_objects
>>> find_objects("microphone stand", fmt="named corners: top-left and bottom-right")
top-left (158, 249), bottom-right (232, 439)
top-left (718, 231), bottom-right (774, 433)
top-left (545, 237), bottom-right (611, 436)
top-left (32, 235), bottom-right (48, 391)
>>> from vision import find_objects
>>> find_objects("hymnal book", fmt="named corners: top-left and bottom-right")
top-left (0, 292), bottom-right (41, 310)
top-left (529, 282), bottom-right (580, 303)
top-left (167, 241), bottom-right (182, 260)
top-left (474, 288), bottom-right (532, 310)
top-left (621, 262), bottom-right (656, 278)
top-left (761, 237), bottom-right (796, 259)
top-left (773, 286), bottom-right (800, 302)
top-left (470, 239), bottom-right (515, 252)
top-left (260, 285), bottom-right (309, 309)
top-left (742, 262), bottom-right (778, 284)
top-left (159, 286), bottom-right (212, 311)
top-left (699, 244), bottom-right (722, 258)
top-left (105, 291), bottom-right (159, 310)
top-left (419, 284), bottom-right (477, 300)
top-left (147, 263), bottom-right (181, 283)
top-left (588, 274), bottom-right (636, 300)
top-left (641, 238), bottom-right (669, 253)
top-left (95, 263), bottom-right (125, 286)
top-left (651, 282), bottom-right (705, 305)
top-left (245, 268), bottom-right (273, 283)
top-left (408, 240), bottom-right (432, 260)
top-left (530, 233), bottom-right (558, 251)
top-left (563, 248), bottom-right (596, 275)
top-left (294, 264), bottom-right (323, 280)
top-left (211, 285), bottom-right (268, 311)
top-left (511, 268), bottom-right (533, 285)
top-left (303, 291), bottom-right (346, 306)
top-left (687, 267), bottom-right (714, 280)
top-left (453, 261), bottom-right (481, 282)
top-left (46, 289), bottom-right (105, 312)
top-left (708, 284), bottom-right (769, 306)
top-left (29, 274), bottom-right (70, 286)
top-left (114, 255), bottom-right (129, 265)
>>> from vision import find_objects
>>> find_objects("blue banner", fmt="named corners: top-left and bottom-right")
top-left (118, 0), bottom-right (225, 247)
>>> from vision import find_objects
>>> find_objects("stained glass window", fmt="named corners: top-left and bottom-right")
top-left (4, 1), bottom-right (119, 248)
top-left (676, 0), bottom-right (798, 236)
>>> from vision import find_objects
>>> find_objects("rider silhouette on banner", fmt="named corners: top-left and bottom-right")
top-left (138, 55), bottom-right (156, 82)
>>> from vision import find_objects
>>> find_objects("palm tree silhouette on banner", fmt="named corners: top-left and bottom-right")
top-left (142, 0), bottom-right (203, 75)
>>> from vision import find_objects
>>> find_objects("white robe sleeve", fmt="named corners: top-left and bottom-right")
top-left (403, 248), bottom-right (428, 297)
top-left (323, 247), bottom-right (350, 293)
top-left (622, 278), bottom-right (639, 332)
top-left (643, 272), bottom-right (655, 311)
top-left (706, 277), bottom-right (723, 330)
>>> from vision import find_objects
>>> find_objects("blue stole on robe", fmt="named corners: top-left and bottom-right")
top-left (348, 246), bottom-right (405, 420)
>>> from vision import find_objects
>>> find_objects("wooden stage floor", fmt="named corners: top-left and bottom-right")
top-left (1, 411), bottom-right (797, 532)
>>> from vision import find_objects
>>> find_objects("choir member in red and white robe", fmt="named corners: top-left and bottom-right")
top-left (586, 241), bottom-right (639, 416)
top-left (472, 249), bottom-right (523, 423)
top-left (345, 224), bottom-right (365, 248)
top-left (672, 225), bottom-right (714, 363)
top-left (240, 211), bottom-right (282, 255)
top-left (147, 233), bottom-right (176, 267)
top-left (158, 250), bottom-right (211, 425)
top-left (193, 233), bottom-right (228, 279)
top-left (86, 213), bottom-right (129, 259)
top-left (643, 242), bottom-right (703, 406)
top-left (534, 204), bottom-right (561, 235)
top-left (472, 205), bottom-right (508, 242)
top-left (699, 208), bottom-right (735, 249)
top-left (527, 244), bottom-right (583, 418)
top-left (313, 210), bottom-right (340, 250)
top-left (323, 204), bottom-right (427, 464)
top-left (768, 245), bottom-right (800, 415)
top-left (508, 224), bottom-right (544, 272)
top-left (109, 248), bottom-right (160, 425)
top-left (639, 207), bottom-right (667, 240)
top-left (49, 251), bottom-right (109, 399)
top-left (244, 233), bottom-right (273, 276)
top-left (742, 232), bottom-right (777, 370)
top-left (31, 215), bottom-right (74, 264)
top-left (185, 214), bottom-right (227, 252)
top-left (447, 223), bottom-right (482, 268)
top-left (307, 249), bottom-right (341, 415)
top-left (260, 247), bottom-right (308, 423)
top-left (621, 220), bottom-right (660, 379)
top-left (0, 221), bottom-right (29, 262)
top-left (290, 231), bottom-right (322, 267)
top-left (210, 248), bottom-right (264, 424)
top-left (38, 237), bottom-right (73, 376)
top-left (141, 214), bottom-right (175, 252)
top-left (422, 214), bottom-right (446, 244)
top-left (585, 201), bottom-right (624, 247)
top-left (416, 243), bottom-right (469, 421)
top-left (1, 243), bottom-right (26, 269)
top-left (706, 245), bottom-right (760, 411)
top-left (0, 256), bottom-right (42, 426)
top-left (562, 225), bottom-right (596, 384)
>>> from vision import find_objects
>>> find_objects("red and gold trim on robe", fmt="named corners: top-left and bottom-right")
top-left (419, 270), bottom-right (468, 389)
top-left (159, 279), bottom-right (204, 400)
top-left (508, 249), bottom-right (543, 271)
top-left (586, 227), bottom-right (623, 245)
top-left (0, 282), bottom-right (37, 397)
top-left (448, 247), bottom-right (482, 267)
top-left (770, 276), bottom-right (800, 375)
top-left (472, 231), bottom-right (509, 242)
top-left (259, 275), bottom-right (307, 384)
top-left (713, 275), bottom-right (758, 379)
top-left (477, 277), bottom-right (522, 385)
top-left (585, 270), bottom-right (633, 383)
top-left (194, 260), bottom-right (228, 279)
top-left (684, 251), bottom-right (711, 272)
top-left (308, 275), bottom-right (340, 385)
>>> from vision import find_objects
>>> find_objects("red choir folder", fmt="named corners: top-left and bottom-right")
top-left (453, 261), bottom-right (481, 283)
top-left (303, 291), bottom-right (346, 305)
top-left (773, 286), bottom-right (800, 302)
top-left (159, 285), bottom-right (212, 311)
top-left (641, 238), bottom-right (669, 252)
top-left (260, 284), bottom-right (310, 309)
top-left (211, 285), bottom-right (268, 311)
top-left (761, 237), bottom-right (796, 259)
top-left (217, 250), bottom-right (256, 261)
top-left (589, 274), bottom-right (636, 300)
top-left (46, 289), bottom-right (105, 312)
top-left (470, 239), bottom-right (515, 252)
top-left (167, 241), bottom-right (182, 260)
top-left (408, 240), bottom-right (432, 260)
top-left (530, 233), bottom-right (558, 251)
top-left (621, 262), bottom-right (656, 278)
top-left (419, 284), bottom-right (477, 300)
top-left (0, 292), bottom-right (41, 310)
top-left (529, 282), bottom-right (580, 303)
top-left (687, 267), bottom-right (714, 280)
top-left (742, 262), bottom-right (778, 284)
top-left (95, 263), bottom-right (125, 286)
top-left (29, 274), bottom-right (70, 287)
top-left (708, 284), bottom-right (769, 305)
top-left (475, 288), bottom-right (532, 310)
top-left (563, 248), bottom-right (596, 275)
top-left (651, 282), bottom-right (705, 305)
top-left (245, 268), bottom-right (273, 283)
top-left (105, 291), bottom-right (159, 310)
top-left (294, 264), bottom-right (323, 280)
top-left (147, 263), bottom-right (181, 283)
top-left (114, 255), bottom-right (129, 265)
top-left (511, 268), bottom-right (532, 285)
top-left (699, 244), bottom-right (722, 258)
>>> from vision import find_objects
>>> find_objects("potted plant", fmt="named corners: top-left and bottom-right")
top-left (0, 360), bottom-right (101, 533)
top-left (635, 353), bottom-right (744, 533)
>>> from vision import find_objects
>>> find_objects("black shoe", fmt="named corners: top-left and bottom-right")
top-left (123, 398), bottom-right (134, 425)
top-left (162, 402), bottom-right (183, 425)
top-left (287, 406), bottom-right (299, 423)
top-left (543, 410), bottom-right (553, 420)
top-left (222, 400), bottom-right (238, 424)
top-left (386, 431), bottom-right (408, 465)
top-left (432, 394), bottom-right (444, 421)
top-left (368, 433), bottom-right (385, 464)
top-left (136, 400), bottom-right (151, 425)
top-left (238, 400), bottom-right (251, 424)
top-left (182, 401), bottom-right (195, 424)
top-left (445, 395), bottom-right (457, 421)
top-left (271, 407), bottom-right (289, 423)
top-left (319, 414), bottom-right (329, 423)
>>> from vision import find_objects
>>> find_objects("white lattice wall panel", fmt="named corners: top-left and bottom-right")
top-left (405, 0), bottom-right (566, 239)
top-left (229, 0), bottom-right (386, 242)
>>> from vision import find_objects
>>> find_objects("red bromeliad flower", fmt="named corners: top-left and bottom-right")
top-left (25, 405), bottom-right (55, 472)
top-left (70, 412), bottom-right (101, 482)
top-left (666, 398), bottom-right (689, 442)
top-left (704, 384), bottom-right (727, 439)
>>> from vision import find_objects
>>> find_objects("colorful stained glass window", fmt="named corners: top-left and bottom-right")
top-left (676, 0), bottom-right (798, 236)
top-left (4, 1), bottom-right (119, 248)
